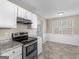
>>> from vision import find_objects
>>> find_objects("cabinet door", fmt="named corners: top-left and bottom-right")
top-left (26, 11), bottom-right (32, 20)
top-left (31, 14), bottom-right (37, 29)
top-left (1, 46), bottom-right (22, 59)
top-left (11, 54), bottom-right (22, 59)
top-left (0, 0), bottom-right (17, 28)
top-left (18, 7), bottom-right (32, 20)
top-left (18, 7), bottom-right (24, 18)
top-left (37, 37), bottom-right (42, 55)
top-left (18, 7), bottom-right (28, 19)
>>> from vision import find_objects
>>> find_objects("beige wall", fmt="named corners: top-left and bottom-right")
top-left (46, 15), bottom-right (79, 35)
top-left (46, 19), bottom-right (52, 33)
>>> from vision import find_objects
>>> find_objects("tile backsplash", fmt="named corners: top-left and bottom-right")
top-left (0, 23), bottom-right (37, 40)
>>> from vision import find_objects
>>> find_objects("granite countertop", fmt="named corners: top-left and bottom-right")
top-left (0, 39), bottom-right (23, 54)
top-left (0, 36), bottom-right (37, 55)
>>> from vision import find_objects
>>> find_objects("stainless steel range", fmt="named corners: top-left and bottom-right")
top-left (12, 32), bottom-right (38, 59)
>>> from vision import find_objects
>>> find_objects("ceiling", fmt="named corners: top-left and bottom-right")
top-left (9, 0), bottom-right (79, 19)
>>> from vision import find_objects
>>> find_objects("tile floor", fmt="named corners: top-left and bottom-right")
top-left (39, 41), bottom-right (79, 59)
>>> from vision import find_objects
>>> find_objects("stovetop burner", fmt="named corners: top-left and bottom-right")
top-left (12, 32), bottom-right (37, 44)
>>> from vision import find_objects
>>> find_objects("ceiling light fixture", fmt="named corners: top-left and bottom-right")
top-left (57, 12), bottom-right (64, 16)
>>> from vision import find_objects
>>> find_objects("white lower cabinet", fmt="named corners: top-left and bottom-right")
top-left (16, 54), bottom-right (22, 59)
top-left (10, 53), bottom-right (22, 59)
top-left (1, 46), bottom-right (22, 59)
top-left (37, 37), bottom-right (43, 55)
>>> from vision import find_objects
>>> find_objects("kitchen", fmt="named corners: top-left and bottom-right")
top-left (1, 0), bottom-right (79, 59)
top-left (0, 0), bottom-right (44, 59)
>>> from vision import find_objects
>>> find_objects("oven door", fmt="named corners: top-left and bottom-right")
top-left (22, 40), bottom-right (38, 59)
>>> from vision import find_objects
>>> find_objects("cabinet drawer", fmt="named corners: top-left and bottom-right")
top-left (1, 46), bottom-right (22, 56)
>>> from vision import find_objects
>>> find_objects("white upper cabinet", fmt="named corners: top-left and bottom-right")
top-left (26, 11), bottom-right (32, 20)
top-left (18, 7), bottom-right (27, 19)
top-left (18, 6), bottom-right (37, 29)
top-left (0, 0), bottom-right (17, 28)
top-left (18, 6), bottom-right (32, 20)
top-left (31, 13), bottom-right (37, 29)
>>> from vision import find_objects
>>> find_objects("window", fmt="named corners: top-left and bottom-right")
top-left (53, 19), bottom-right (73, 34)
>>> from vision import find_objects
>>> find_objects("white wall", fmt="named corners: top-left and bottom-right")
top-left (43, 33), bottom-right (47, 43)
top-left (46, 33), bottom-right (79, 46)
